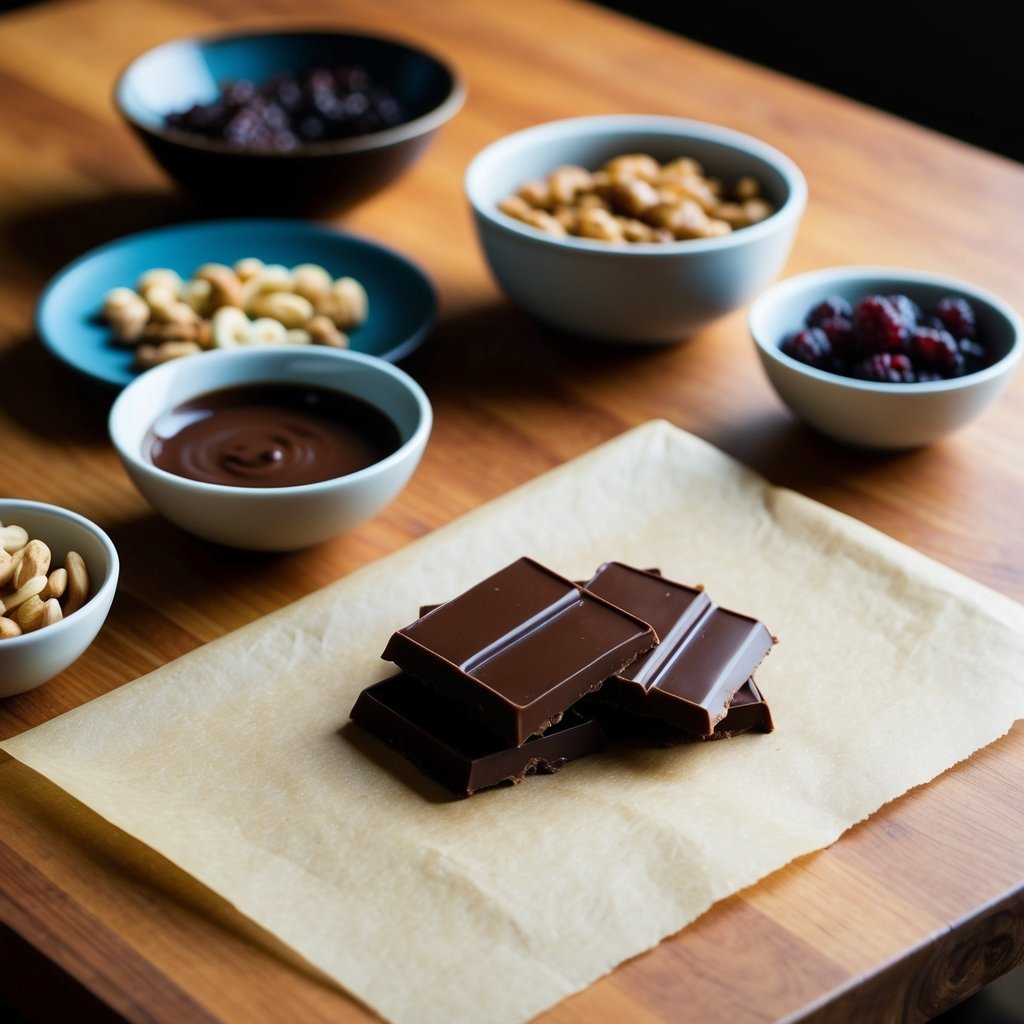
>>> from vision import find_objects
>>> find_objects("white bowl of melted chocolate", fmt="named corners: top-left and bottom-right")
top-left (108, 347), bottom-right (432, 551)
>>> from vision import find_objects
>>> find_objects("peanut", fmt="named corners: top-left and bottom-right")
top-left (291, 263), bottom-right (333, 306)
top-left (306, 314), bottom-right (349, 348)
top-left (42, 567), bottom-right (67, 601)
top-left (249, 291), bottom-right (314, 329)
top-left (0, 525), bottom-right (93, 638)
top-left (137, 268), bottom-right (183, 296)
top-left (319, 277), bottom-right (369, 331)
top-left (134, 340), bottom-right (202, 370)
top-left (63, 551), bottom-right (89, 616)
top-left (0, 524), bottom-right (29, 553)
top-left (233, 256), bottom-right (265, 281)
top-left (16, 595), bottom-right (46, 632)
top-left (241, 265), bottom-right (293, 313)
top-left (194, 263), bottom-right (243, 311)
top-left (16, 595), bottom-right (62, 633)
top-left (101, 260), bottom-right (370, 365)
top-left (0, 574), bottom-right (47, 615)
top-left (245, 317), bottom-right (288, 346)
top-left (211, 306), bottom-right (250, 348)
top-left (13, 538), bottom-right (51, 590)
top-left (107, 296), bottom-right (150, 344)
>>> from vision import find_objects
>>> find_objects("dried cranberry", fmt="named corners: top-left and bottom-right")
top-left (164, 64), bottom-right (408, 151)
top-left (905, 326), bottom-right (964, 375)
top-left (782, 290), bottom-right (991, 385)
top-left (852, 295), bottom-right (908, 354)
top-left (933, 296), bottom-right (977, 340)
top-left (781, 327), bottom-right (833, 369)
top-left (958, 338), bottom-right (989, 372)
top-left (855, 352), bottom-right (917, 383)
top-left (887, 294), bottom-right (923, 331)
top-left (806, 295), bottom-right (852, 327)
top-left (816, 315), bottom-right (856, 358)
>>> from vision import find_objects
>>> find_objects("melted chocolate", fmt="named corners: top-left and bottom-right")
top-left (145, 383), bottom-right (401, 488)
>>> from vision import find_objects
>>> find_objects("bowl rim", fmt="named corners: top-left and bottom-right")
top-left (0, 499), bottom-right (119, 648)
top-left (749, 264), bottom-right (1024, 395)
top-left (464, 113), bottom-right (808, 256)
top-left (113, 25), bottom-right (467, 159)
top-left (107, 345), bottom-right (434, 496)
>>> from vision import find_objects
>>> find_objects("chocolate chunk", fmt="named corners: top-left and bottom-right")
top-left (584, 562), bottom-right (774, 735)
top-left (582, 677), bottom-right (774, 746)
top-left (351, 673), bottom-right (610, 797)
top-left (380, 557), bottom-right (658, 745)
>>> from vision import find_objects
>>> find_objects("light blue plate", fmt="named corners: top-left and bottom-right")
top-left (36, 218), bottom-right (437, 389)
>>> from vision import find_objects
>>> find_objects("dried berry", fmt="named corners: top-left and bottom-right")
top-left (905, 326), bottom-right (963, 375)
top-left (856, 352), bottom-right (917, 383)
top-left (887, 293), bottom-right (923, 332)
top-left (780, 291), bottom-right (990, 384)
top-left (781, 327), bottom-right (833, 369)
top-left (934, 296), bottom-right (976, 340)
top-left (806, 295), bottom-right (852, 327)
top-left (852, 295), bottom-right (909, 354)
top-left (816, 315), bottom-right (857, 359)
top-left (165, 65), bottom-right (408, 152)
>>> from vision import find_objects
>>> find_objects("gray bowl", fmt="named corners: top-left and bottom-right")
top-left (750, 266), bottom-right (1023, 448)
top-left (465, 114), bottom-right (807, 343)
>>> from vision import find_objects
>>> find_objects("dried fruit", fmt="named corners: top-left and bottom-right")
top-left (780, 327), bottom-right (832, 369)
top-left (780, 292), bottom-right (992, 384)
top-left (165, 66), bottom-right (407, 152)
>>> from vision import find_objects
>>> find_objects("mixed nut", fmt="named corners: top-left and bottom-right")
top-left (100, 258), bottom-right (369, 370)
top-left (0, 523), bottom-right (90, 639)
top-left (499, 152), bottom-right (776, 244)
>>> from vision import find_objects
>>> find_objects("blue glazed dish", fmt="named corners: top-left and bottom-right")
top-left (114, 28), bottom-right (465, 215)
top-left (36, 218), bottom-right (438, 389)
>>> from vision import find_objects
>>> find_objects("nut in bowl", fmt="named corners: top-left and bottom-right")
top-left (0, 500), bottom-right (119, 698)
top-left (108, 347), bottom-right (432, 551)
top-left (464, 114), bottom-right (807, 343)
top-left (114, 28), bottom-right (465, 216)
top-left (749, 266), bottom-right (1024, 449)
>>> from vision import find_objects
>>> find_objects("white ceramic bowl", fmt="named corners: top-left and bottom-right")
top-left (0, 500), bottom-right (119, 698)
top-left (465, 114), bottom-right (807, 343)
top-left (108, 347), bottom-right (432, 551)
top-left (749, 266), bottom-right (1023, 449)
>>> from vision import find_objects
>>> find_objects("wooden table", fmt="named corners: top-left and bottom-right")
top-left (1, 1), bottom-right (1022, 1021)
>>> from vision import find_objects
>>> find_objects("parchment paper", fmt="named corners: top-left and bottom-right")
top-left (4, 420), bottom-right (1024, 1024)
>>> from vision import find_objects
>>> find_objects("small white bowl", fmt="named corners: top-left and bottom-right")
top-left (465, 114), bottom-right (807, 343)
top-left (0, 500), bottom-right (119, 698)
top-left (749, 266), bottom-right (1023, 449)
top-left (108, 347), bottom-right (432, 551)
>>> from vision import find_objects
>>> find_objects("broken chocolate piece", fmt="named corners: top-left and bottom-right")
top-left (380, 557), bottom-right (658, 745)
top-left (582, 677), bottom-right (774, 746)
top-left (351, 673), bottom-right (611, 797)
top-left (584, 562), bottom-right (774, 735)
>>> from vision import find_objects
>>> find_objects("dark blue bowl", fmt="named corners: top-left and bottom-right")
top-left (114, 28), bottom-right (465, 216)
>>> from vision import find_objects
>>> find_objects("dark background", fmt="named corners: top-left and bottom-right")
top-left (597, 1), bottom-right (1022, 165)
top-left (1, 1), bottom-right (1017, 163)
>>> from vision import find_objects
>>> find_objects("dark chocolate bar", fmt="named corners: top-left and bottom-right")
top-left (380, 557), bottom-right (658, 745)
top-left (581, 677), bottom-right (774, 746)
top-left (584, 562), bottom-right (774, 735)
top-left (350, 673), bottom-right (611, 796)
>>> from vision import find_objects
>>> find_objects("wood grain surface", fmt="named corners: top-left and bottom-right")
top-left (1, 1), bottom-right (1022, 1021)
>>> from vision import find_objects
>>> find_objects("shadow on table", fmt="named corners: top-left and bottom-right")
top-left (0, 188), bottom-right (201, 280)
top-left (0, 332), bottom-right (114, 445)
